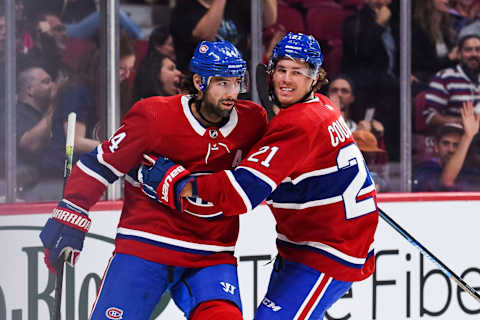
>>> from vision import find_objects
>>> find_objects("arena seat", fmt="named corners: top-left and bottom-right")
top-left (305, 4), bottom-right (347, 41)
top-left (276, 2), bottom-right (307, 34)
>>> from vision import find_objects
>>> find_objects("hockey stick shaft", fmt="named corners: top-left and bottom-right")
top-left (255, 63), bottom-right (275, 120)
top-left (54, 112), bottom-right (76, 320)
top-left (379, 207), bottom-right (480, 303)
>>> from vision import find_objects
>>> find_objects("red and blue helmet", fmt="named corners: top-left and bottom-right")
top-left (269, 32), bottom-right (324, 79)
top-left (189, 40), bottom-right (247, 92)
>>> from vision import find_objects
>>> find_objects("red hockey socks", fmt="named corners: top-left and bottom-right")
top-left (190, 300), bottom-right (243, 320)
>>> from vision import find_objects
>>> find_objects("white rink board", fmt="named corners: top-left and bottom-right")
top-left (0, 200), bottom-right (479, 320)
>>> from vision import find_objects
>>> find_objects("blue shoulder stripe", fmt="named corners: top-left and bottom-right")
top-left (79, 148), bottom-right (119, 184)
top-left (268, 162), bottom-right (374, 204)
top-left (230, 167), bottom-right (273, 209)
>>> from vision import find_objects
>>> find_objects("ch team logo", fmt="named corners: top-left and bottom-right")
top-left (199, 44), bottom-right (209, 53)
top-left (106, 307), bottom-right (124, 319)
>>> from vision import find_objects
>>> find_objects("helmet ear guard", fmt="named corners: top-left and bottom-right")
top-left (189, 41), bottom-right (248, 92)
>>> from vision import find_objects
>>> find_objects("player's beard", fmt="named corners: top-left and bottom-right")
top-left (201, 97), bottom-right (236, 120)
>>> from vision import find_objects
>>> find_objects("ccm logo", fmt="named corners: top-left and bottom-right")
top-left (106, 307), bottom-right (124, 319)
top-left (161, 166), bottom-right (185, 202)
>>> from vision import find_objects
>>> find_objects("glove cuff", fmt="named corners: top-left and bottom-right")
top-left (52, 200), bottom-right (91, 233)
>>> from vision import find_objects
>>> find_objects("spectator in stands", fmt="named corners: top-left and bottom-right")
top-left (449, 0), bottom-right (480, 34)
top-left (412, 0), bottom-right (458, 92)
top-left (16, 64), bottom-right (62, 201)
top-left (25, 0), bottom-right (143, 40)
top-left (28, 12), bottom-right (70, 88)
top-left (24, 0), bottom-right (96, 24)
top-left (170, 0), bottom-right (277, 73)
top-left (43, 32), bottom-right (136, 176)
top-left (413, 100), bottom-right (480, 191)
top-left (147, 25), bottom-right (176, 61)
top-left (14, 0), bottom-right (34, 54)
top-left (133, 53), bottom-right (182, 102)
top-left (327, 74), bottom-right (386, 151)
top-left (353, 129), bottom-right (389, 192)
top-left (341, 0), bottom-right (400, 160)
top-left (424, 34), bottom-right (480, 131)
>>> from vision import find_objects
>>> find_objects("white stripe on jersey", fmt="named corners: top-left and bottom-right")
top-left (117, 227), bottom-right (235, 252)
top-left (290, 166), bottom-right (339, 184)
top-left (96, 145), bottom-right (124, 177)
top-left (225, 170), bottom-right (252, 213)
top-left (124, 174), bottom-right (140, 188)
top-left (77, 160), bottom-right (108, 186)
top-left (236, 166), bottom-right (277, 190)
top-left (267, 195), bottom-right (342, 209)
top-left (184, 209), bottom-right (223, 218)
top-left (277, 233), bottom-right (368, 265)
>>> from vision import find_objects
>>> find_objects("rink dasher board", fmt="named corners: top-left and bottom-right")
top-left (1, 195), bottom-right (480, 320)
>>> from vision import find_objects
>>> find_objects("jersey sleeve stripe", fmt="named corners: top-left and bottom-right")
top-left (267, 196), bottom-right (343, 209)
top-left (225, 170), bottom-right (253, 212)
top-left (97, 145), bottom-right (125, 177)
top-left (77, 160), bottom-right (108, 186)
top-left (291, 166), bottom-right (339, 184)
top-left (267, 166), bottom-right (375, 208)
top-left (124, 173), bottom-right (140, 188)
top-left (117, 227), bottom-right (236, 252)
top-left (277, 233), bottom-right (369, 266)
top-left (80, 149), bottom-right (120, 184)
top-left (236, 166), bottom-right (277, 190)
top-left (61, 198), bottom-right (88, 214)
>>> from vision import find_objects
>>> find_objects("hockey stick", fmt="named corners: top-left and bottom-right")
top-left (379, 207), bottom-right (480, 303)
top-left (53, 112), bottom-right (76, 320)
top-left (255, 63), bottom-right (275, 120)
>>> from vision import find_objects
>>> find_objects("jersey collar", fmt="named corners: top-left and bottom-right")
top-left (181, 95), bottom-right (238, 137)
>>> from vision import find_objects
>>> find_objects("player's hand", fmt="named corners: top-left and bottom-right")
top-left (39, 200), bottom-right (91, 273)
top-left (138, 155), bottom-right (195, 212)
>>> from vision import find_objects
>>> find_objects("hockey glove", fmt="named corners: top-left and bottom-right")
top-left (138, 155), bottom-right (195, 212)
top-left (39, 200), bottom-right (91, 273)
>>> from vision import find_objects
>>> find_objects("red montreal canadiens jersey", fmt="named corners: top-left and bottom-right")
top-left (63, 94), bottom-right (267, 267)
top-left (197, 94), bottom-right (379, 281)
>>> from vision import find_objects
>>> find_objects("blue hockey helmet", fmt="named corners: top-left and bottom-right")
top-left (189, 40), bottom-right (247, 92)
top-left (268, 32), bottom-right (324, 78)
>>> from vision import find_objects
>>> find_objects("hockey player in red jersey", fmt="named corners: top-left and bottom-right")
top-left (139, 33), bottom-right (380, 319)
top-left (39, 40), bottom-right (268, 319)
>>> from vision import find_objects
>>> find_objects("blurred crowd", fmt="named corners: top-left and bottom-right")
top-left (2, 0), bottom-right (480, 202)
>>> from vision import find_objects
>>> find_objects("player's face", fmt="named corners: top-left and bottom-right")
top-left (435, 133), bottom-right (461, 166)
top-left (158, 57), bottom-right (181, 96)
top-left (202, 76), bottom-right (241, 119)
top-left (460, 38), bottom-right (480, 72)
top-left (272, 59), bottom-right (316, 107)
